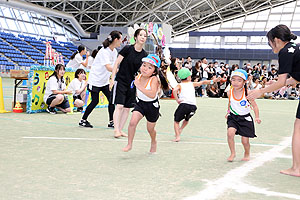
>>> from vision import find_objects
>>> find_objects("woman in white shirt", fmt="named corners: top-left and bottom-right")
top-left (67, 68), bottom-right (88, 112)
top-left (66, 45), bottom-right (90, 69)
top-left (79, 31), bottom-right (122, 128)
top-left (44, 64), bottom-right (72, 114)
top-left (87, 49), bottom-right (98, 69)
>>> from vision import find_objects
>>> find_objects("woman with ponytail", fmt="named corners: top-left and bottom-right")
top-left (248, 24), bottom-right (300, 177)
top-left (110, 28), bottom-right (148, 138)
top-left (66, 45), bottom-right (90, 69)
top-left (79, 31), bottom-right (122, 128)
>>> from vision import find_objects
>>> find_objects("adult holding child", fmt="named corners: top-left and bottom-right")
top-left (79, 31), bottom-right (123, 128)
top-left (110, 28), bottom-right (148, 138)
top-left (248, 24), bottom-right (300, 177)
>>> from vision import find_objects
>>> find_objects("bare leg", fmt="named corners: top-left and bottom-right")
top-left (180, 120), bottom-right (189, 131)
top-left (147, 121), bottom-right (157, 153)
top-left (173, 121), bottom-right (181, 142)
top-left (113, 104), bottom-right (124, 138)
top-left (119, 107), bottom-right (130, 137)
top-left (50, 94), bottom-right (64, 107)
top-left (122, 111), bottom-right (143, 152)
top-left (280, 118), bottom-right (300, 177)
top-left (241, 136), bottom-right (250, 161)
top-left (227, 127), bottom-right (237, 162)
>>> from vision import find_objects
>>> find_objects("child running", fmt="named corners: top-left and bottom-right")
top-left (226, 69), bottom-right (261, 162)
top-left (67, 68), bottom-right (87, 112)
top-left (173, 68), bottom-right (220, 142)
top-left (123, 54), bottom-right (166, 153)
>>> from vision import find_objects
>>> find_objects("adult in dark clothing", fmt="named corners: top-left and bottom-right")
top-left (110, 28), bottom-right (148, 138)
top-left (248, 24), bottom-right (300, 177)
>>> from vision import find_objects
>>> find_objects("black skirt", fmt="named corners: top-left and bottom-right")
top-left (227, 113), bottom-right (256, 138)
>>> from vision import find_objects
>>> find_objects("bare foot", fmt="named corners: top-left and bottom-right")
top-left (227, 154), bottom-right (236, 162)
top-left (172, 137), bottom-right (180, 142)
top-left (121, 131), bottom-right (128, 137)
top-left (122, 145), bottom-right (132, 152)
top-left (280, 168), bottom-right (300, 177)
top-left (242, 154), bottom-right (250, 161)
top-left (150, 141), bottom-right (157, 153)
top-left (114, 131), bottom-right (122, 138)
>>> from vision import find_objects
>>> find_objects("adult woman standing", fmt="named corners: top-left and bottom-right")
top-left (79, 31), bottom-right (122, 128)
top-left (248, 24), bottom-right (300, 177)
top-left (110, 28), bottom-right (148, 138)
top-left (66, 45), bottom-right (90, 69)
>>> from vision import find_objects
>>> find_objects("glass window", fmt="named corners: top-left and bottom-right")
top-left (2, 7), bottom-right (12, 18)
top-left (24, 22), bottom-right (36, 34)
top-left (0, 17), bottom-right (8, 29)
top-left (20, 11), bottom-right (30, 21)
top-left (243, 22), bottom-right (255, 29)
top-left (281, 14), bottom-right (293, 20)
top-left (18, 21), bottom-right (27, 32)
top-left (245, 13), bottom-right (257, 21)
top-left (291, 20), bottom-right (300, 28)
top-left (41, 26), bottom-right (52, 36)
top-left (35, 25), bottom-right (44, 35)
top-left (6, 19), bottom-right (18, 31)
top-left (255, 22), bottom-right (266, 29)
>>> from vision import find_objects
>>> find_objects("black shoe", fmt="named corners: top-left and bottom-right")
top-left (46, 106), bottom-right (57, 114)
top-left (107, 121), bottom-right (114, 128)
top-left (77, 107), bottom-right (83, 112)
top-left (79, 119), bottom-right (93, 128)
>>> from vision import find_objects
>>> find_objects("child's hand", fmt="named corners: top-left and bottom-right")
top-left (176, 99), bottom-right (182, 104)
top-left (225, 113), bottom-right (228, 119)
top-left (255, 118), bottom-right (261, 124)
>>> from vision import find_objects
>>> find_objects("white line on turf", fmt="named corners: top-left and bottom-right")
top-left (21, 136), bottom-right (284, 147)
top-left (185, 137), bottom-right (296, 200)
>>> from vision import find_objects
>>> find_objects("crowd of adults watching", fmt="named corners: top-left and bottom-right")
top-left (161, 56), bottom-right (300, 100)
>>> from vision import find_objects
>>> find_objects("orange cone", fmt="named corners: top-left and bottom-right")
top-left (13, 101), bottom-right (23, 113)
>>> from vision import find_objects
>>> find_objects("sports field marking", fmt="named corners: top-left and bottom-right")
top-left (22, 136), bottom-right (289, 148)
top-left (185, 137), bottom-right (297, 200)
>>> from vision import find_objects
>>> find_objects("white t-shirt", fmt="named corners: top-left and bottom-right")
top-left (202, 64), bottom-right (208, 78)
top-left (88, 47), bottom-right (118, 87)
top-left (179, 82), bottom-right (196, 105)
top-left (68, 78), bottom-right (86, 95)
top-left (44, 76), bottom-right (66, 102)
top-left (66, 53), bottom-right (84, 69)
top-left (87, 56), bottom-right (94, 69)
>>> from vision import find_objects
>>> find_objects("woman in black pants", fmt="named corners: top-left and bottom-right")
top-left (79, 31), bottom-right (122, 128)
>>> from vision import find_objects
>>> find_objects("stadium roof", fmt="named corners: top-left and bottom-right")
top-left (22, 0), bottom-right (296, 37)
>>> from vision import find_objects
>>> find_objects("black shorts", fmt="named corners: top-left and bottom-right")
top-left (296, 99), bottom-right (300, 119)
top-left (73, 94), bottom-right (82, 102)
top-left (227, 113), bottom-right (256, 138)
top-left (132, 98), bottom-right (160, 123)
top-left (174, 103), bottom-right (197, 122)
top-left (112, 81), bottom-right (136, 108)
top-left (46, 94), bottom-right (70, 109)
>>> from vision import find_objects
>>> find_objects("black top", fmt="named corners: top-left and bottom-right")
top-left (278, 42), bottom-right (300, 81)
top-left (115, 45), bottom-right (148, 85)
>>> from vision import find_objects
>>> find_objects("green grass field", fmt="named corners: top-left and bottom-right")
top-left (1, 77), bottom-right (300, 200)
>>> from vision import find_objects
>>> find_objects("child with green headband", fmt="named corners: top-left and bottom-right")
top-left (173, 68), bottom-right (220, 142)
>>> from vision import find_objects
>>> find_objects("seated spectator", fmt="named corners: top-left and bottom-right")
top-left (67, 68), bottom-right (88, 112)
top-left (206, 76), bottom-right (220, 98)
top-left (44, 64), bottom-right (72, 114)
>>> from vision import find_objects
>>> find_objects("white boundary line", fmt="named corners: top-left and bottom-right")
top-left (21, 136), bottom-right (286, 147)
top-left (185, 137), bottom-right (299, 200)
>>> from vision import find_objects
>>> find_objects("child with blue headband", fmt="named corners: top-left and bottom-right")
top-left (226, 69), bottom-right (261, 162)
top-left (123, 54), bottom-right (166, 153)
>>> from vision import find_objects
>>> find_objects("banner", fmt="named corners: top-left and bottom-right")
top-left (26, 65), bottom-right (108, 113)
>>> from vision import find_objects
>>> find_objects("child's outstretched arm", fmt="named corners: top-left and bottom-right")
top-left (173, 84), bottom-right (182, 104)
top-left (193, 77), bottom-right (221, 87)
top-left (249, 99), bottom-right (261, 124)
